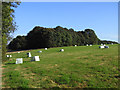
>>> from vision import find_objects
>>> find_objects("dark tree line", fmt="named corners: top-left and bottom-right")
top-left (8, 26), bottom-right (118, 50)
top-left (100, 40), bottom-right (118, 44)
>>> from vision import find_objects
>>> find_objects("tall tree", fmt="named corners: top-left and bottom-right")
top-left (2, 2), bottom-right (20, 61)
top-left (0, 1), bottom-right (2, 64)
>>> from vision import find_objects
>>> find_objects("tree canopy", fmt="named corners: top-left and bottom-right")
top-left (8, 26), bottom-right (113, 50)
top-left (2, 2), bottom-right (20, 61)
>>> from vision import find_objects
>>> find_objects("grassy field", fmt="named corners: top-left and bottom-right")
top-left (2, 44), bottom-right (118, 88)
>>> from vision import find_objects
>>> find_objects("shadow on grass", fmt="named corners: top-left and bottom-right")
top-left (57, 50), bottom-right (65, 53)
top-left (5, 61), bottom-right (31, 65)
top-left (5, 62), bottom-right (15, 65)
top-left (20, 56), bottom-right (28, 58)
top-left (23, 61), bottom-right (31, 63)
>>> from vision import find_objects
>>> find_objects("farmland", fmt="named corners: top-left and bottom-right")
top-left (2, 44), bottom-right (118, 88)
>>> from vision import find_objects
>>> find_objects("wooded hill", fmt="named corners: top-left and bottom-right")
top-left (8, 26), bottom-right (118, 50)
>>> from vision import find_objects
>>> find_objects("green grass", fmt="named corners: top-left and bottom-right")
top-left (2, 44), bottom-right (119, 88)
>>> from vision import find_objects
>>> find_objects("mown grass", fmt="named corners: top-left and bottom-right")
top-left (2, 44), bottom-right (119, 88)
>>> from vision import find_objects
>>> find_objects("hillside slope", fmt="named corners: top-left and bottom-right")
top-left (3, 44), bottom-right (118, 88)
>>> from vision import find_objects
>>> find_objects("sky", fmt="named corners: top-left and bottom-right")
top-left (12, 2), bottom-right (118, 42)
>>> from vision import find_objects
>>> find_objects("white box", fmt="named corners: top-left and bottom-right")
top-left (75, 45), bottom-right (77, 47)
top-left (32, 56), bottom-right (40, 61)
top-left (6, 55), bottom-right (9, 57)
top-left (60, 49), bottom-right (64, 52)
top-left (45, 48), bottom-right (47, 50)
top-left (9, 55), bottom-right (12, 57)
top-left (38, 51), bottom-right (42, 53)
top-left (90, 44), bottom-right (92, 46)
top-left (27, 52), bottom-right (32, 57)
top-left (16, 58), bottom-right (23, 64)
top-left (99, 46), bottom-right (104, 48)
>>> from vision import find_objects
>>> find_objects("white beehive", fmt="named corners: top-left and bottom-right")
top-left (60, 49), bottom-right (64, 52)
top-left (99, 46), bottom-right (104, 48)
top-left (90, 44), bottom-right (92, 46)
top-left (75, 45), bottom-right (77, 47)
top-left (111, 43), bottom-right (113, 45)
top-left (45, 48), bottom-right (47, 50)
top-left (6, 55), bottom-right (9, 57)
top-left (32, 56), bottom-right (40, 61)
top-left (38, 51), bottom-right (42, 53)
top-left (101, 44), bottom-right (103, 45)
top-left (18, 52), bottom-right (20, 53)
top-left (86, 44), bottom-right (88, 46)
top-left (9, 55), bottom-right (12, 57)
top-left (27, 52), bottom-right (32, 57)
top-left (16, 58), bottom-right (23, 64)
